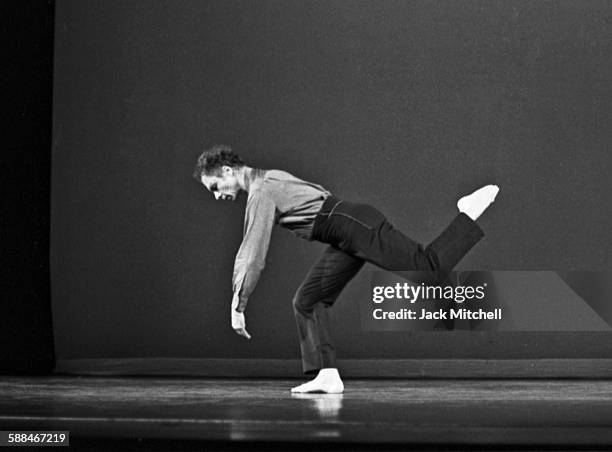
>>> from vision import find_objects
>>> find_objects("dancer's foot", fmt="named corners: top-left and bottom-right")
top-left (290, 368), bottom-right (344, 393)
top-left (457, 185), bottom-right (500, 221)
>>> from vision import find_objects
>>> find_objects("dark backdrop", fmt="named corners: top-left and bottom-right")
top-left (1, 0), bottom-right (54, 374)
top-left (52, 0), bottom-right (612, 361)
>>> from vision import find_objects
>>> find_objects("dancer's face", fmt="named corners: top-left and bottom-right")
top-left (201, 166), bottom-right (240, 201)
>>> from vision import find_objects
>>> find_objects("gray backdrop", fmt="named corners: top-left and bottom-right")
top-left (52, 0), bottom-right (612, 361)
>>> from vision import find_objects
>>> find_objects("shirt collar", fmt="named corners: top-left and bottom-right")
top-left (244, 167), bottom-right (265, 193)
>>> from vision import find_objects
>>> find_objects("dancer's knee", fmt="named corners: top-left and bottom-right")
top-left (292, 290), bottom-right (330, 313)
top-left (423, 246), bottom-right (441, 272)
top-left (423, 246), bottom-right (456, 283)
top-left (292, 290), bottom-right (310, 313)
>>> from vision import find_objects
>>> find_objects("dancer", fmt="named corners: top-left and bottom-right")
top-left (193, 145), bottom-right (499, 393)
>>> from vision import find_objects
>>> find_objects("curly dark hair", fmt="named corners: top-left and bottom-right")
top-left (192, 145), bottom-right (245, 180)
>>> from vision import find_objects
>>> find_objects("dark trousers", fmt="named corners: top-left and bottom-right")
top-left (292, 195), bottom-right (485, 374)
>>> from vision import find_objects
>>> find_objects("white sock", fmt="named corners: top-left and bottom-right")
top-left (290, 368), bottom-right (344, 393)
top-left (457, 185), bottom-right (500, 221)
top-left (317, 368), bottom-right (340, 379)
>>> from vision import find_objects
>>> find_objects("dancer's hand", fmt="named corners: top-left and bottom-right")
top-left (231, 310), bottom-right (251, 339)
top-left (231, 294), bottom-right (251, 340)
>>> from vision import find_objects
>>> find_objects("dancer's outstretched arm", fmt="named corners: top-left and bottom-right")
top-left (230, 187), bottom-right (276, 339)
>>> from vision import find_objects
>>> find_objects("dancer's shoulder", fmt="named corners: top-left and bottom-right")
top-left (263, 169), bottom-right (314, 184)
top-left (263, 169), bottom-right (294, 180)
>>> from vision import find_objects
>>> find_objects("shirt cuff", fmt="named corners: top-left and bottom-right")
top-left (236, 296), bottom-right (249, 313)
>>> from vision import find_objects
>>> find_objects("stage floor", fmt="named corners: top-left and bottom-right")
top-left (1, 376), bottom-right (612, 450)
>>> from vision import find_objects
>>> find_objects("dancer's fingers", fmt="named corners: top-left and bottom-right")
top-left (234, 327), bottom-right (251, 340)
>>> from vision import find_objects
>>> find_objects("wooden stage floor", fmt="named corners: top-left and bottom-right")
top-left (1, 376), bottom-right (612, 450)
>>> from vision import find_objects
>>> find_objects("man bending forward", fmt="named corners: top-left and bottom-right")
top-left (194, 145), bottom-right (499, 393)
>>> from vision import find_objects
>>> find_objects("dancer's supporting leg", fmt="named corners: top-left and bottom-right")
top-left (291, 246), bottom-right (364, 393)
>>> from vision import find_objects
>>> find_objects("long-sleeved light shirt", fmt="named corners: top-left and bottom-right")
top-left (233, 168), bottom-right (330, 312)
